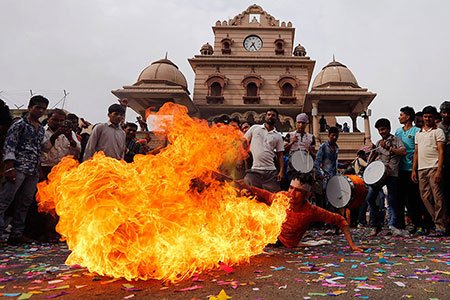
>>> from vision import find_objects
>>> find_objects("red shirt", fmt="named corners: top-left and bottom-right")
top-left (252, 188), bottom-right (348, 248)
top-left (262, 191), bottom-right (347, 248)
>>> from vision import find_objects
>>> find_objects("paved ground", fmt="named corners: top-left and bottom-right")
top-left (0, 228), bottom-right (449, 299)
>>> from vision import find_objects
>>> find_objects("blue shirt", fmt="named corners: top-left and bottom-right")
top-left (3, 117), bottom-right (47, 175)
top-left (314, 141), bottom-right (339, 178)
top-left (395, 126), bottom-right (420, 171)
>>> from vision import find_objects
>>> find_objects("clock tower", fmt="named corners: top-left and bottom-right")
top-left (188, 4), bottom-right (315, 130)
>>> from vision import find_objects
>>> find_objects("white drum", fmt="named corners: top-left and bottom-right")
top-left (290, 150), bottom-right (314, 173)
top-left (363, 161), bottom-right (386, 186)
top-left (326, 175), bottom-right (367, 209)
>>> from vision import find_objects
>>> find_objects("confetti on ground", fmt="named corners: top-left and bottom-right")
top-left (0, 228), bottom-right (448, 299)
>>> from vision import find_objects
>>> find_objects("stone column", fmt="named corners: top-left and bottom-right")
top-left (363, 108), bottom-right (372, 145)
top-left (311, 101), bottom-right (320, 144)
top-left (350, 113), bottom-right (359, 132)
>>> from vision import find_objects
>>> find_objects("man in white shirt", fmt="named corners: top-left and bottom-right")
top-left (244, 108), bottom-right (284, 192)
top-left (412, 105), bottom-right (448, 236)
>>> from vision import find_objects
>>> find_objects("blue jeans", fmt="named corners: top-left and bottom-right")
top-left (365, 176), bottom-right (400, 229)
top-left (0, 171), bottom-right (39, 238)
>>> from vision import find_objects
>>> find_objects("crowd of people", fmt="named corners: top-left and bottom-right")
top-left (0, 97), bottom-right (150, 245)
top-left (0, 95), bottom-right (449, 250)
top-left (240, 102), bottom-right (450, 246)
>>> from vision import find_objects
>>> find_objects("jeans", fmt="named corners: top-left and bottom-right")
top-left (365, 176), bottom-right (400, 229)
top-left (0, 171), bottom-right (39, 238)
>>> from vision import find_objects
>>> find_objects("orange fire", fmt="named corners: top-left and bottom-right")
top-left (37, 103), bottom-right (289, 282)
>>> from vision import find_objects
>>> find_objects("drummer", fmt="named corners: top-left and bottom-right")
top-left (284, 113), bottom-right (316, 179)
top-left (237, 177), bottom-right (362, 252)
top-left (366, 118), bottom-right (406, 236)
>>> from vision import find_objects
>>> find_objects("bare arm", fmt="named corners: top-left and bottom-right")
top-left (435, 142), bottom-right (444, 184)
top-left (276, 151), bottom-right (284, 182)
top-left (411, 144), bottom-right (419, 183)
top-left (235, 180), bottom-right (274, 206)
top-left (342, 225), bottom-right (362, 252)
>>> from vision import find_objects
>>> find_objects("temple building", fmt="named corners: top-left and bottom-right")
top-left (112, 4), bottom-right (376, 160)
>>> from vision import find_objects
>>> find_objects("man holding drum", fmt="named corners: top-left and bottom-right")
top-left (365, 118), bottom-right (406, 237)
top-left (237, 177), bottom-right (362, 252)
top-left (285, 113), bottom-right (316, 180)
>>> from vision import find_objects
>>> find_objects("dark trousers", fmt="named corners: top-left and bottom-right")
top-left (24, 166), bottom-right (60, 242)
top-left (398, 170), bottom-right (433, 229)
top-left (444, 165), bottom-right (450, 213)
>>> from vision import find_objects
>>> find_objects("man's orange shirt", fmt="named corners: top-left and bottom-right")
top-left (267, 193), bottom-right (348, 248)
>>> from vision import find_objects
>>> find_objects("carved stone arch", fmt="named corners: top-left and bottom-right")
top-left (242, 74), bottom-right (263, 88)
top-left (230, 4), bottom-right (279, 26)
top-left (274, 38), bottom-right (285, 55)
top-left (278, 74), bottom-right (299, 89)
top-left (205, 73), bottom-right (227, 89)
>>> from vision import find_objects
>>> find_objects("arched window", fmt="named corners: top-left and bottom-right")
top-left (274, 38), bottom-right (285, 55)
top-left (278, 75), bottom-right (298, 104)
top-left (242, 74), bottom-right (263, 104)
top-left (221, 38), bottom-right (232, 54)
top-left (210, 82), bottom-right (222, 97)
top-left (246, 82), bottom-right (258, 97)
top-left (205, 74), bottom-right (227, 104)
top-left (282, 83), bottom-right (293, 97)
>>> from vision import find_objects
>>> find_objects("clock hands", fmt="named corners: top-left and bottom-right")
top-left (250, 42), bottom-right (257, 50)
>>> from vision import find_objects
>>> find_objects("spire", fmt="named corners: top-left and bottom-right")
top-left (165, 52), bottom-right (168, 59)
top-left (332, 54), bottom-right (335, 62)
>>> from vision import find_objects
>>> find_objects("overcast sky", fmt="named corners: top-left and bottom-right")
top-left (1, 0), bottom-right (449, 140)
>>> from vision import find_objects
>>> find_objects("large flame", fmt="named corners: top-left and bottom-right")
top-left (37, 103), bottom-right (289, 282)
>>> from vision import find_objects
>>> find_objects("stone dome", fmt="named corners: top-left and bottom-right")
top-left (200, 42), bottom-right (214, 55)
top-left (137, 58), bottom-right (188, 89)
top-left (312, 60), bottom-right (359, 88)
top-left (293, 44), bottom-right (306, 56)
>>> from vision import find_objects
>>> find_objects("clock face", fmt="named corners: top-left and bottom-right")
top-left (243, 35), bottom-right (263, 51)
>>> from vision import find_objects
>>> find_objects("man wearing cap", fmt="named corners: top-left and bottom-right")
top-left (238, 177), bottom-right (362, 251)
top-left (244, 108), bottom-right (284, 192)
top-left (83, 104), bottom-right (126, 161)
top-left (438, 101), bottom-right (450, 206)
top-left (285, 113), bottom-right (315, 156)
top-left (284, 113), bottom-right (316, 184)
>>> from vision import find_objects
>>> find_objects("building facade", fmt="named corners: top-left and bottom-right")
top-left (112, 5), bottom-right (376, 160)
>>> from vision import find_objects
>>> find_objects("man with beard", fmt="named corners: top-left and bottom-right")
top-left (244, 108), bottom-right (284, 192)
top-left (0, 96), bottom-right (50, 245)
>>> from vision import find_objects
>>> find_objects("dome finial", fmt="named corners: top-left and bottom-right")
top-left (165, 52), bottom-right (168, 59)
top-left (332, 54), bottom-right (335, 62)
